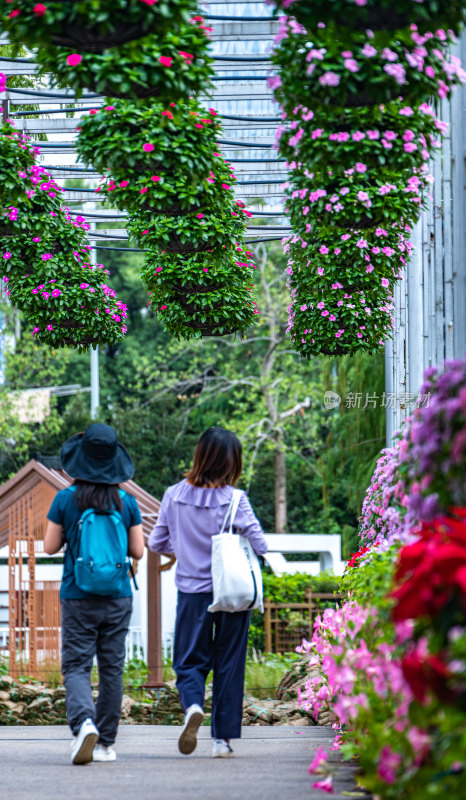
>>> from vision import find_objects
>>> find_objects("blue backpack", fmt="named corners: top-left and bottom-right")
top-left (68, 487), bottom-right (137, 596)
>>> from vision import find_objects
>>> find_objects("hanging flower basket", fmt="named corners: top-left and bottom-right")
top-left (277, 101), bottom-right (444, 177)
top-left (268, 0), bottom-right (466, 35)
top-left (271, 22), bottom-right (464, 114)
top-left (0, 121), bottom-right (39, 209)
top-left (140, 245), bottom-right (260, 340)
top-left (97, 153), bottom-right (238, 218)
top-left (286, 275), bottom-right (394, 358)
top-left (37, 20), bottom-right (213, 101)
top-left (285, 164), bottom-right (429, 233)
top-left (3, 249), bottom-right (128, 350)
top-left (1, 0), bottom-right (200, 51)
top-left (76, 100), bottom-right (219, 181)
top-left (128, 196), bottom-right (250, 255)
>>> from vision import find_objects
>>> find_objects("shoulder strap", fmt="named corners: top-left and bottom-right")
top-left (220, 489), bottom-right (242, 535)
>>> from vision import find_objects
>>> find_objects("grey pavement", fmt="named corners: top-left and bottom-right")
top-left (0, 725), bottom-right (360, 800)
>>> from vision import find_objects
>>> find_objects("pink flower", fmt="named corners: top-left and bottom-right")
top-left (67, 54), bottom-right (82, 67)
top-left (104, 106), bottom-right (116, 111)
top-left (341, 234), bottom-right (351, 241)
top-left (362, 43), bottom-right (377, 57)
top-left (355, 162), bottom-right (367, 173)
top-left (344, 58), bottom-right (359, 73)
top-left (318, 71), bottom-right (340, 87)
top-left (3, 252), bottom-right (11, 259)
top-left (319, 246), bottom-right (329, 254)
top-left (143, 143), bottom-right (155, 152)
top-left (151, 175), bottom-right (161, 181)
top-left (33, 4), bottom-right (47, 15)
top-left (140, 187), bottom-right (148, 194)
top-left (119, 181), bottom-right (129, 188)
top-left (196, 213), bottom-right (204, 218)
top-left (381, 277), bottom-right (390, 287)
top-left (377, 746), bottom-right (401, 785)
top-left (159, 56), bottom-right (172, 67)
top-left (46, 324), bottom-right (53, 332)
top-left (357, 191), bottom-right (369, 202)
top-left (308, 747), bottom-right (328, 774)
top-left (312, 777), bottom-right (333, 793)
top-left (160, 304), bottom-right (167, 310)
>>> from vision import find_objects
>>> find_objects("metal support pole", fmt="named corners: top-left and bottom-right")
top-left (90, 345), bottom-right (99, 419)
top-left (89, 213), bottom-right (100, 418)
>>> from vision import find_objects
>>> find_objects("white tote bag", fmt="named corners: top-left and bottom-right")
top-left (208, 489), bottom-right (264, 613)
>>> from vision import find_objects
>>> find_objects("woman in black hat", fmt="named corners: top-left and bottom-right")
top-left (44, 423), bottom-right (144, 765)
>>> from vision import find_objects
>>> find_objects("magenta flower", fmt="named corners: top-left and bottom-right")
top-left (159, 56), bottom-right (173, 67)
top-left (3, 252), bottom-right (11, 259)
top-left (67, 54), bottom-right (82, 67)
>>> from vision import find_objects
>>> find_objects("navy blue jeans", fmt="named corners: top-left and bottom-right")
top-left (173, 591), bottom-right (250, 740)
top-left (60, 596), bottom-right (132, 746)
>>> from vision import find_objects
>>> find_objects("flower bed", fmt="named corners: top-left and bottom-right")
top-left (140, 245), bottom-right (260, 338)
top-left (269, 0), bottom-right (466, 35)
top-left (37, 20), bottom-right (213, 100)
top-left (1, 0), bottom-right (198, 51)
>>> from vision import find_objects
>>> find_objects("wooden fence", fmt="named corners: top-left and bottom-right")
top-left (263, 591), bottom-right (343, 653)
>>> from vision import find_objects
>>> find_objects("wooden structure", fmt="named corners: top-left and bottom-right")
top-left (263, 591), bottom-right (343, 654)
top-left (0, 460), bottom-right (162, 684)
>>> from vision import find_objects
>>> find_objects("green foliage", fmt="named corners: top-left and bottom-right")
top-left (249, 571), bottom-right (341, 651)
top-left (139, 245), bottom-right (259, 339)
top-left (38, 25), bottom-right (213, 101)
top-left (1, 0), bottom-right (198, 49)
top-left (123, 656), bottom-right (149, 690)
top-left (76, 99), bottom-right (219, 192)
top-left (270, 0), bottom-right (465, 35)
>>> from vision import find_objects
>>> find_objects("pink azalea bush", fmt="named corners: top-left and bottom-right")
top-left (299, 546), bottom-right (465, 797)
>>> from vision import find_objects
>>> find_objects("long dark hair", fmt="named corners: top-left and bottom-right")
top-left (73, 480), bottom-right (123, 512)
top-left (185, 427), bottom-right (242, 488)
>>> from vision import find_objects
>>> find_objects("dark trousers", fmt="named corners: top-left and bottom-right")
top-left (60, 596), bottom-right (132, 746)
top-left (173, 590), bottom-right (250, 740)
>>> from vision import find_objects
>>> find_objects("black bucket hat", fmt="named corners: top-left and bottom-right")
top-left (60, 423), bottom-right (134, 485)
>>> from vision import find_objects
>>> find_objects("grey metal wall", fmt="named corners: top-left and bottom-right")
top-left (385, 33), bottom-right (466, 443)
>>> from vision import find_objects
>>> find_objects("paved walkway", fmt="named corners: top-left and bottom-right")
top-left (0, 725), bottom-right (360, 800)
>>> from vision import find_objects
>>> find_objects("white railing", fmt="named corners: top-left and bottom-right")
top-left (0, 626), bottom-right (146, 664)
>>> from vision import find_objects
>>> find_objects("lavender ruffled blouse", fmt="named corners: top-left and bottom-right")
top-left (148, 479), bottom-right (268, 593)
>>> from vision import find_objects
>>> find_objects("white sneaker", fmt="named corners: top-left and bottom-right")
top-left (71, 718), bottom-right (99, 764)
top-left (93, 744), bottom-right (117, 762)
top-left (212, 739), bottom-right (234, 758)
top-left (178, 703), bottom-right (205, 755)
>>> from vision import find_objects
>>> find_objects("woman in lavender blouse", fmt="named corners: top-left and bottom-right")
top-left (148, 426), bottom-right (268, 759)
